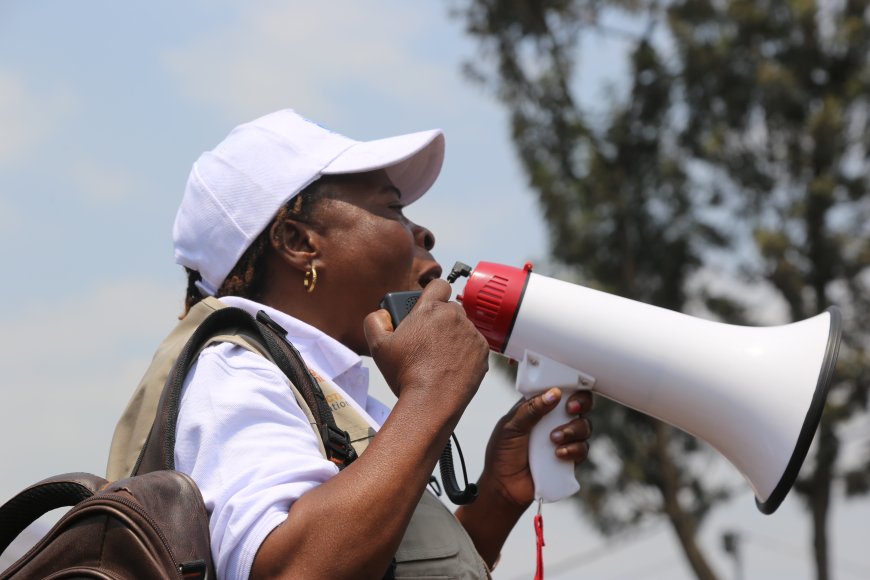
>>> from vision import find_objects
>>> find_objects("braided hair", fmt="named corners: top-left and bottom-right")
top-left (181, 178), bottom-right (328, 317)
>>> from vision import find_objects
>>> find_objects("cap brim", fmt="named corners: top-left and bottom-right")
top-left (322, 129), bottom-right (444, 205)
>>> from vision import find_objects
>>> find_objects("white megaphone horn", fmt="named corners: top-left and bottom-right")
top-left (450, 261), bottom-right (842, 514)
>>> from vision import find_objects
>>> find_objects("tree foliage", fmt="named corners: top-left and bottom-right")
top-left (453, 1), bottom-right (870, 579)
top-left (667, 3), bottom-right (870, 578)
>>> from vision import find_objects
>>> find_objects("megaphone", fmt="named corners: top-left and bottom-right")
top-left (449, 261), bottom-right (842, 514)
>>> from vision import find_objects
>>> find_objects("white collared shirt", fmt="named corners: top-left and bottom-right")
top-left (174, 297), bottom-right (390, 580)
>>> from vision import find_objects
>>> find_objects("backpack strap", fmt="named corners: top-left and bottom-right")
top-left (0, 473), bottom-right (107, 555)
top-left (199, 333), bottom-right (329, 459)
top-left (107, 296), bottom-right (227, 482)
top-left (132, 307), bottom-right (358, 476)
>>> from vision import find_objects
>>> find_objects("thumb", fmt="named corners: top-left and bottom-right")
top-left (508, 388), bottom-right (562, 434)
top-left (364, 309), bottom-right (394, 354)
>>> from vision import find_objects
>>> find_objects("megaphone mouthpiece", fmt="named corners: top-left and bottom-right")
top-left (456, 261), bottom-right (533, 352)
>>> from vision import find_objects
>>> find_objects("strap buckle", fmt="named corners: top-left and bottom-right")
top-left (256, 310), bottom-right (288, 337)
top-left (321, 423), bottom-right (358, 468)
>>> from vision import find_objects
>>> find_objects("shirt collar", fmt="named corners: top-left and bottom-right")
top-left (216, 296), bottom-right (369, 403)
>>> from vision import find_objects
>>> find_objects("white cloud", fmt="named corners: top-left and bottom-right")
top-left (418, 198), bottom-right (547, 272)
top-left (69, 158), bottom-right (143, 203)
top-left (0, 278), bottom-right (180, 502)
top-left (0, 72), bottom-right (75, 166)
top-left (163, 2), bottom-right (461, 123)
top-left (0, 197), bottom-right (21, 237)
top-left (161, 0), bottom-right (548, 273)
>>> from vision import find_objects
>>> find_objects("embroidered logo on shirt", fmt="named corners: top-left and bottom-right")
top-left (325, 392), bottom-right (350, 411)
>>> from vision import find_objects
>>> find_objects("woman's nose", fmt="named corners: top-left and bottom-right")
top-left (412, 223), bottom-right (435, 251)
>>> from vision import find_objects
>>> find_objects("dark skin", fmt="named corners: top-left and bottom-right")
top-left (251, 169), bottom-right (593, 579)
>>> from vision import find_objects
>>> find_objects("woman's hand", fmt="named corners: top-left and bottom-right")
top-left (481, 388), bottom-right (594, 507)
top-left (455, 388), bottom-right (593, 568)
top-left (365, 279), bottom-right (489, 410)
top-left (258, 281), bottom-right (490, 580)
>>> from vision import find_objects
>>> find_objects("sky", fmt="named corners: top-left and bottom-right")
top-left (0, 1), bottom-right (868, 578)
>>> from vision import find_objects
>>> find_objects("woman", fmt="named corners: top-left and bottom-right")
top-left (108, 110), bottom-right (593, 579)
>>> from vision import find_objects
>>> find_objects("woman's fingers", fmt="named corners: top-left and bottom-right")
top-left (366, 278), bottom-right (489, 403)
top-left (503, 388), bottom-right (563, 434)
top-left (565, 390), bottom-right (594, 415)
top-left (550, 417), bottom-right (593, 444)
top-left (554, 440), bottom-right (590, 461)
top-left (552, 395), bottom-right (593, 462)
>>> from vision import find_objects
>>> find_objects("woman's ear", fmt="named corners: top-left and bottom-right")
top-left (269, 218), bottom-right (318, 272)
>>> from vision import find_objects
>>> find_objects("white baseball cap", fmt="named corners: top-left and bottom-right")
top-left (173, 109), bottom-right (445, 295)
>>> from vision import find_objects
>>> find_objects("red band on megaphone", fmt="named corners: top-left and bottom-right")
top-left (458, 261), bottom-right (531, 353)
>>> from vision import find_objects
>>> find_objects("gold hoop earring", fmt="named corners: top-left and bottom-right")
top-left (304, 265), bottom-right (317, 293)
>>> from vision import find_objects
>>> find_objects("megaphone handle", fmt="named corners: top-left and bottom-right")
top-left (526, 387), bottom-right (582, 502)
top-left (515, 352), bottom-right (589, 502)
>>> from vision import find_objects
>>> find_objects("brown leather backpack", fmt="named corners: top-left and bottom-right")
top-left (0, 307), bottom-right (356, 579)
top-left (0, 471), bottom-right (212, 579)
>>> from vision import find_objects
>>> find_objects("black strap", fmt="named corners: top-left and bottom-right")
top-left (253, 310), bottom-right (359, 468)
top-left (134, 307), bottom-right (356, 476)
top-left (0, 473), bottom-right (105, 555)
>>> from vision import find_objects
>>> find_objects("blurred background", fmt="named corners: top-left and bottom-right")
top-left (0, 1), bottom-right (868, 578)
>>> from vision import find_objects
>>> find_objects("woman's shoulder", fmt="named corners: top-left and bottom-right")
top-left (191, 341), bottom-right (290, 388)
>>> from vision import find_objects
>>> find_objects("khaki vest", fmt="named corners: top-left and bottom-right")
top-left (107, 298), bottom-right (490, 579)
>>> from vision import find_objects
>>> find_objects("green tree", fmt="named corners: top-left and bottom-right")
top-left (454, 2), bottom-right (730, 578)
top-left (453, 1), bottom-right (870, 579)
top-left (668, 2), bottom-right (870, 578)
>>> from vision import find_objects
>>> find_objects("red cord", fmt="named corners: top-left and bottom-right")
top-left (534, 512), bottom-right (545, 580)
